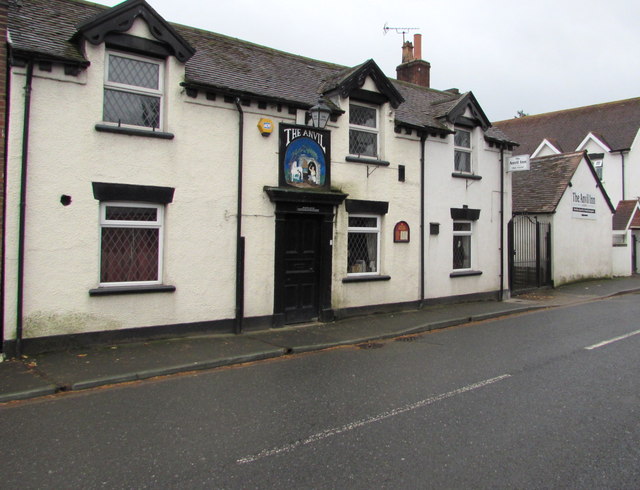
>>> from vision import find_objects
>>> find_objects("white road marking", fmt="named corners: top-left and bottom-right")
top-left (585, 328), bottom-right (640, 350)
top-left (236, 374), bottom-right (511, 464)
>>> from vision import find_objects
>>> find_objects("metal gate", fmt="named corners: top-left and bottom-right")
top-left (508, 215), bottom-right (552, 291)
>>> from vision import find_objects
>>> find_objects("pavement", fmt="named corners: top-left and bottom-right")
top-left (2, 276), bottom-right (639, 404)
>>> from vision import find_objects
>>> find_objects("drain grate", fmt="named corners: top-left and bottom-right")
top-left (356, 342), bottom-right (385, 350)
top-left (395, 336), bottom-right (418, 342)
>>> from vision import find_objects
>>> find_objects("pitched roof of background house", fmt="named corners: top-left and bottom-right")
top-left (493, 98), bottom-right (640, 154)
top-left (512, 151), bottom-right (614, 214)
top-left (8, 0), bottom-right (513, 142)
top-left (612, 200), bottom-right (640, 230)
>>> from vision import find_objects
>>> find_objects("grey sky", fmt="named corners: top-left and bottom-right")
top-left (96, 0), bottom-right (639, 121)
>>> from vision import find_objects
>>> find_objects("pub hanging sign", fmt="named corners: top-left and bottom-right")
top-left (279, 123), bottom-right (331, 189)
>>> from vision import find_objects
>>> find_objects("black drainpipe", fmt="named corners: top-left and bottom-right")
top-left (619, 150), bottom-right (626, 200)
top-left (499, 146), bottom-right (505, 301)
top-left (15, 59), bottom-right (34, 356)
top-left (419, 133), bottom-right (426, 307)
top-left (234, 98), bottom-right (245, 334)
top-left (1, 45), bottom-right (13, 355)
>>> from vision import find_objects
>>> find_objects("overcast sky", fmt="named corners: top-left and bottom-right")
top-left (96, 0), bottom-right (639, 122)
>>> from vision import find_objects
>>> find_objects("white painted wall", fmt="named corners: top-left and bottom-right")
top-left (624, 130), bottom-right (640, 201)
top-left (3, 17), bottom-right (512, 341)
top-left (580, 137), bottom-right (622, 205)
top-left (550, 158), bottom-right (613, 285)
top-left (423, 118), bottom-right (512, 300)
top-left (612, 231), bottom-right (632, 276)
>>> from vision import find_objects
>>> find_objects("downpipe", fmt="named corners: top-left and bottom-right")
top-left (234, 98), bottom-right (245, 334)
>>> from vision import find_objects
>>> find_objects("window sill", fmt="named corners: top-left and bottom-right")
top-left (342, 275), bottom-right (391, 283)
top-left (89, 284), bottom-right (176, 296)
top-left (451, 172), bottom-right (482, 180)
top-left (449, 270), bottom-right (483, 278)
top-left (95, 124), bottom-right (175, 140)
top-left (345, 156), bottom-right (390, 166)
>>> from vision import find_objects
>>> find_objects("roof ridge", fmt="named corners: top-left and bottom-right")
top-left (494, 97), bottom-right (640, 124)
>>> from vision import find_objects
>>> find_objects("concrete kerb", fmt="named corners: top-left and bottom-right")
top-left (3, 287), bottom-right (638, 403)
top-left (0, 385), bottom-right (57, 403)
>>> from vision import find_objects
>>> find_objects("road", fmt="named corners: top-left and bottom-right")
top-left (1, 294), bottom-right (640, 488)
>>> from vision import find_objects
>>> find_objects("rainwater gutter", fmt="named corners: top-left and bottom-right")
top-left (618, 150), bottom-right (627, 200)
top-left (234, 98), bottom-right (245, 334)
top-left (15, 58), bottom-right (34, 356)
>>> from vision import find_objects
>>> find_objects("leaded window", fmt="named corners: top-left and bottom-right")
top-left (99, 202), bottom-right (164, 285)
top-left (104, 52), bottom-right (163, 129)
top-left (349, 104), bottom-right (378, 158)
top-left (347, 215), bottom-right (380, 274)
top-left (454, 128), bottom-right (472, 173)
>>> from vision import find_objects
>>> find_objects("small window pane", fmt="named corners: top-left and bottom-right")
top-left (350, 105), bottom-right (376, 128)
top-left (108, 55), bottom-right (159, 89)
top-left (453, 235), bottom-right (471, 269)
top-left (104, 89), bottom-right (160, 128)
top-left (105, 206), bottom-right (157, 222)
top-left (348, 232), bottom-right (378, 273)
top-left (454, 129), bottom-right (470, 148)
top-left (349, 129), bottom-right (377, 157)
top-left (349, 216), bottom-right (378, 228)
top-left (453, 222), bottom-right (471, 232)
top-left (455, 150), bottom-right (471, 173)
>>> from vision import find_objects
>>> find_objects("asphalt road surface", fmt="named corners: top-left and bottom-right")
top-left (2, 294), bottom-right (639, 489)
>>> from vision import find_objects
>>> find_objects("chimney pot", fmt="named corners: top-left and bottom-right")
top-left (401, 41), bottom-right (414, 63)
top-left (414, 34), bottom-right (422, 60)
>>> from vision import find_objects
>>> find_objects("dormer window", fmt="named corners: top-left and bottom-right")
top-left (454, 127), bottom-right (472, 173)
top-left (103, 51), bottom-right (163, 130)
top-left (349, 103), bottom-right (378, 158)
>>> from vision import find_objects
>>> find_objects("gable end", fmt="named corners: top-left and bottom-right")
top-left (75, 0), bottom-right (195, 62)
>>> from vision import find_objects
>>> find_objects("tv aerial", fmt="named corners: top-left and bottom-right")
top-left (383, 23), bottom-right (420, 43)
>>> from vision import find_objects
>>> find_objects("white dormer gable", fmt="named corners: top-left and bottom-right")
top-left (576, 132), bottom-right (611, 153)
top-left (531, 138), bottom-right (561, 158)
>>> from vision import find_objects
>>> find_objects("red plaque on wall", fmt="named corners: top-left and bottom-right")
top-left (394, 221), bottom-right (410, 243)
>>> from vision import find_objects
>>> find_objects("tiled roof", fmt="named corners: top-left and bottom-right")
top-left (612, 200), bottom-right (639, 230)
top-left (493, 98), bottom-right (640, 154)
top-left (8, 0), bottom-right (512, 141)
top-left (512, 151), bottom-right (584, 214)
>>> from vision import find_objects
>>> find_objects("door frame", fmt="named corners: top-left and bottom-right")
top-left (265, 187), bottom-right (347, 327)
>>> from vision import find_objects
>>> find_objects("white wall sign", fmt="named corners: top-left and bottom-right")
top-left (508, 154), bottom-right (530, 172)
top-left (572, 191), bottom-right (596, 220)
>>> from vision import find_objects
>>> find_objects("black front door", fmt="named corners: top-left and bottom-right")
top-left (282, 214), bottom-right (321, 324)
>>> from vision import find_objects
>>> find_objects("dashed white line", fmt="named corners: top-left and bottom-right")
top-left (585, 328), bottom-right (640, 350)
top-left (236, 374), bottom-right (511, 464)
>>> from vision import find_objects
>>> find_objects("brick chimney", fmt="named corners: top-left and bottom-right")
top-left (396, 34), bottom-right (431, 88)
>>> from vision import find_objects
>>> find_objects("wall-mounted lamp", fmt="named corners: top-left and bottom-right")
top-left (308, 98), bottom-right (331, 129)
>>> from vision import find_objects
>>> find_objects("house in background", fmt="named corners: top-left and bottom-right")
top-left (1, 0), bottom-right (515, 357)
top-left (612, 200), bottom-right (640, 275)
top-left (494, 98), bottom-right (640, 207)
top-left (510, 151), bottom-right (615, 289)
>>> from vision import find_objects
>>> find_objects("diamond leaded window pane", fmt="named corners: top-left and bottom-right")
top-left (349, 216), bottom-right (378, 228)
top-left (104, 89), bottom-right (160, 128)
top-left (105, 206), bottom-right (157, 222)
top-left (108, 55), bottom-right (159, 89)
top-left (350, 105), bottom-right (377, 128)
top-left (101, 227), bottom-right (159, 283)
top-left (349, 129), bottom-right (377, 157)
top-left (348, 232), bottom-right (378, 273)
